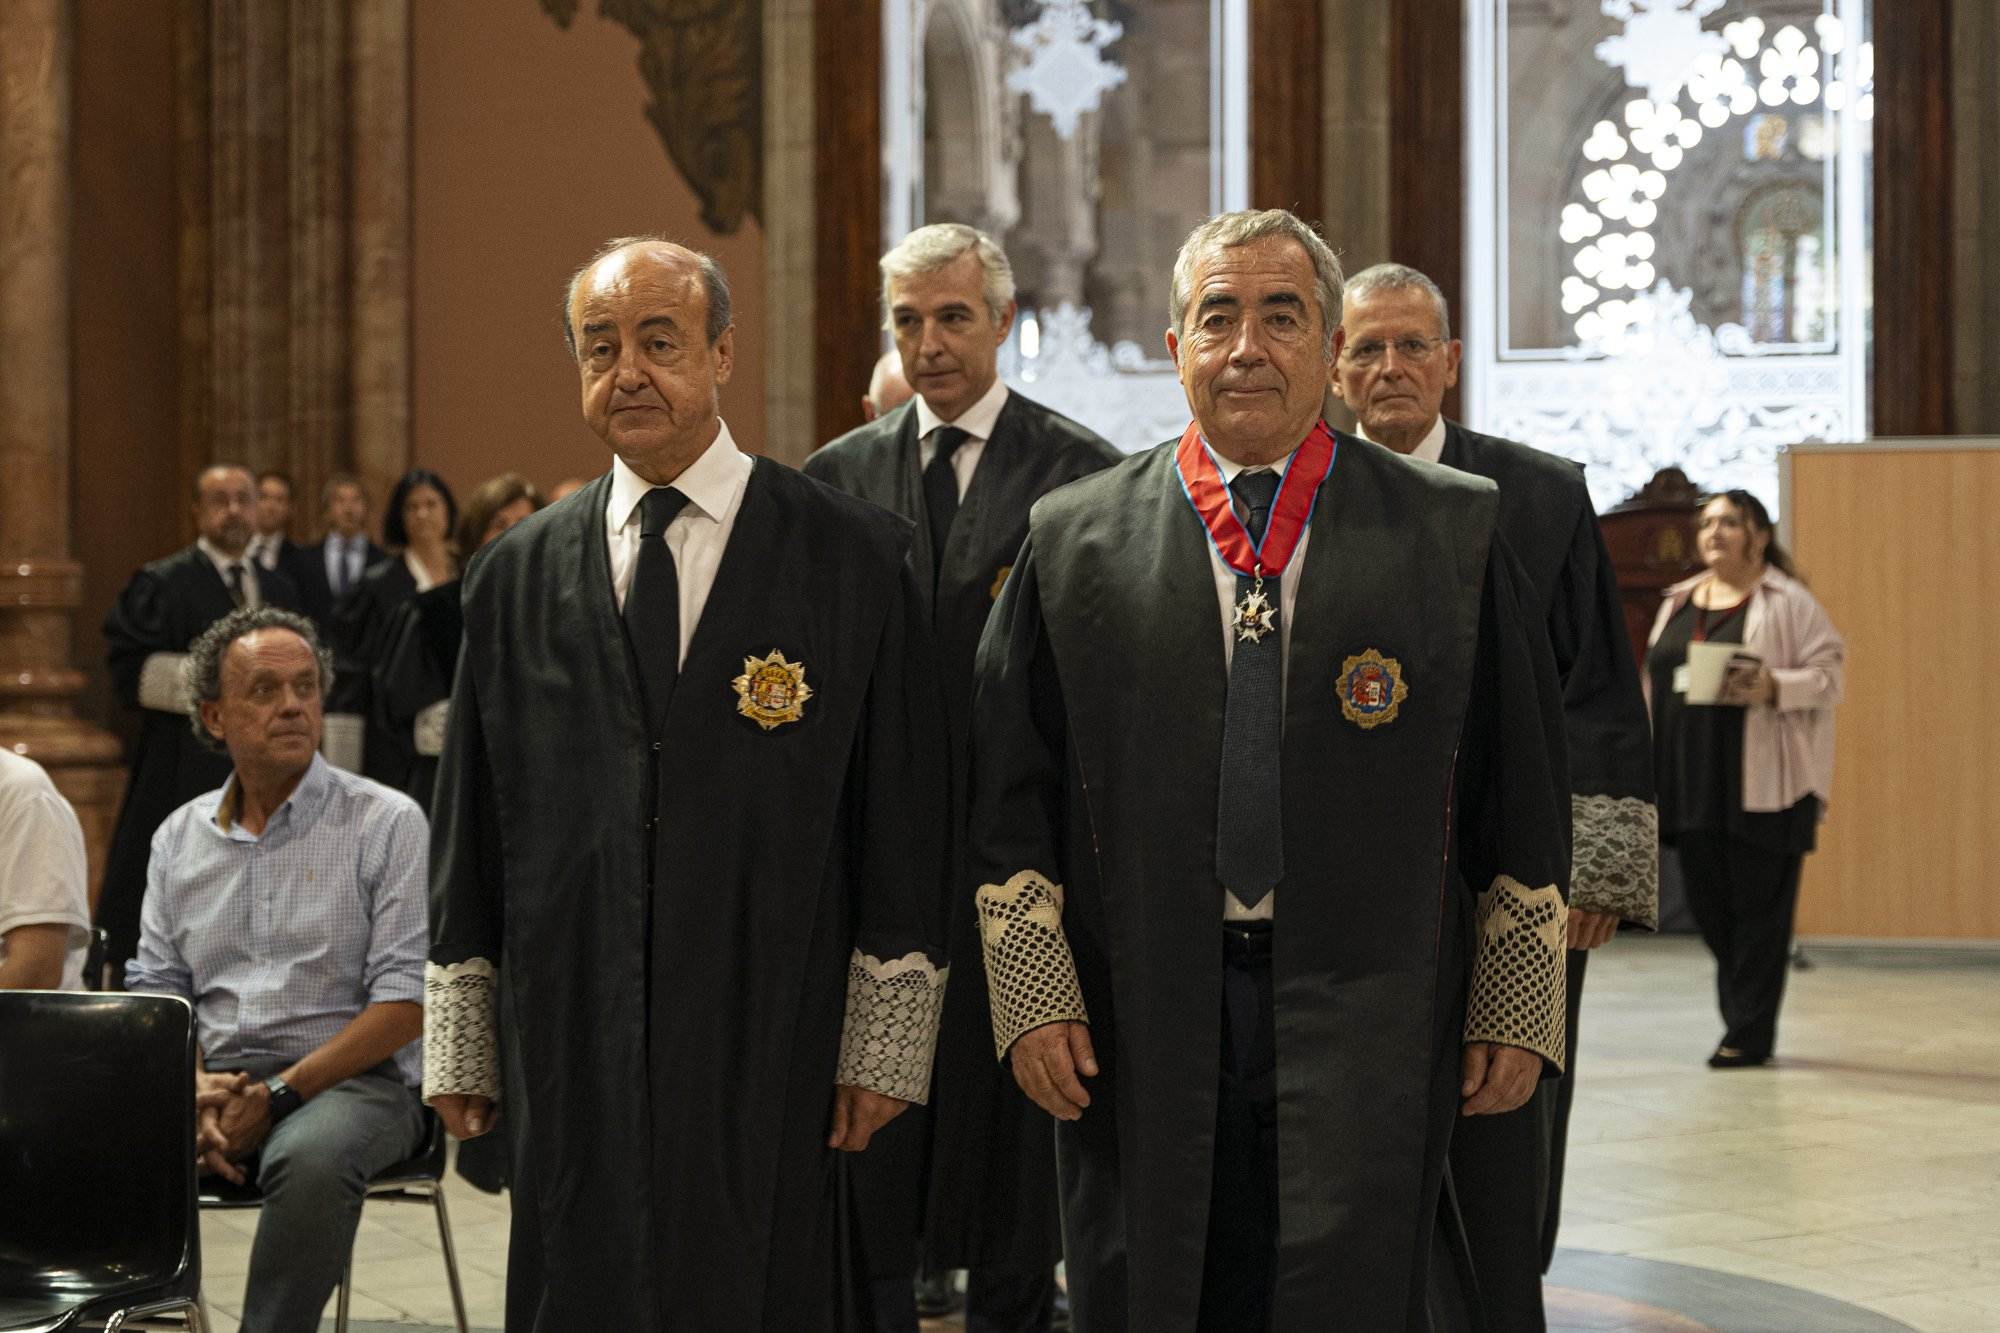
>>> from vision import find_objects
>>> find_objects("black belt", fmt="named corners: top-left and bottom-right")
top-left (1222, 919), bottom-right (1272, 969)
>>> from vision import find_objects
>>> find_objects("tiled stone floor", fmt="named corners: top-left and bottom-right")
top-left (188, 935), bottom-right (1999, 1331)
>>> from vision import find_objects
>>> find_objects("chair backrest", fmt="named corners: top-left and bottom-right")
top-left (0, 991), bottom-right (199, 1300)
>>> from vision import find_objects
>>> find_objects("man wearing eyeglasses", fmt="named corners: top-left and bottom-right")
top-left (1334, 264), bottom-right (1659, 1333)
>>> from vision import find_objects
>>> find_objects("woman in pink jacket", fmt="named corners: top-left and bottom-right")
top-left (1645, 490), bottom-right (1844, 1068)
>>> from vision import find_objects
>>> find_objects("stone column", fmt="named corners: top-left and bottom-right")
top-left (763, 0), bottom-right (816, 465)
top-left (0, 0), bottom-right (125, 898)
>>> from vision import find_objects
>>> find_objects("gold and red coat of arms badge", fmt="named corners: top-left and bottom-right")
top-left (1338, 648), bottom-right (1407, 729)
top-left (732, 649), bottom-right (813, 730)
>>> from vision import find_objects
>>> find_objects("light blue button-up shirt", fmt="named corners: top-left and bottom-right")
top-left (126, 754), bottom-right (429, 1085)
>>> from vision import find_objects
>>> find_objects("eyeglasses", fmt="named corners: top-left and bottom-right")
top-left (1340, 336), bottom-right (1444, 368)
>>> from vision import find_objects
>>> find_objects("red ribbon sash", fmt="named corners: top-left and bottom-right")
top-left (1175, 420), bottom-right (1337, 578)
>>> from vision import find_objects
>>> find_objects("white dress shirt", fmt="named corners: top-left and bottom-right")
top-left (1359, 414), bottom-right (1447, 465)
top-left (1202, 444), bottom-right (1312, 922)
top-left (914, 377), bottom-right (1010, 500)
top-left (197, 536), bottom-right (262, 609)
top-left (605, 420), bottom-right (755, 668)
top-left (404, 550), bottom-right (444, 594)
top-left (324, 533), bottom-right (368, 597)
top-left (248, 532), bottom-right (284, 571)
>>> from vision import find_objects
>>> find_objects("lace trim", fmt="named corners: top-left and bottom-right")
top-left (835, 949), bottom-right (948, 1104)
top-left (1570, 793), bottom-right (1660, 929)
top-left (1464, 876), bottom-right (1567, 1071)
top-left (321, 713), bottom-right (365, 773)
top-left (976, 870), bottom-right (1088, 1058)
top-left (423, 958), bottom-right (499, 1103)
top-left (413, 699), bottom-right (451, 757)
top-left (139, 652), bottom-right (193, 713)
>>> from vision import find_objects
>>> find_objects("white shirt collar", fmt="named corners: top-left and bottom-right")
top-left (1358, 414), bottom-right (1447, 465)
top-left (608, 419), bottom-right (750, 532)
top-left (1207, 443), bottom-right (1297, 486)
top-left (914, 376), bottom-right (1010, 443)
top-left (196, 536), bottom-right (251, 578)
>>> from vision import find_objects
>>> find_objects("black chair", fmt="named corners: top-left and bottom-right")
top-left (198, 1109), bottom-right (468, 1333)
top-left (0, 991), bottom-right (207, 1332)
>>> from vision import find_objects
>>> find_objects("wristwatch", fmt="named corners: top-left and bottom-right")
top-left (263, 1075), bottom-right (304, 1125)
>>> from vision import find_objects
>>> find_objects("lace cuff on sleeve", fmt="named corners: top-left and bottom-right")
top-left (1570, 793), bottom-right (1659, 929)
top-left (835, 950), bottom-right (948, 1104)
top-left (423, 958), bottom-right (499, 1104)
top-left (139, 653), bottom-right (193, 713)
top-left (1464, 876), bottom-right (1567, 1072)
top-left (413, 699), bottom-right (451, 758)
top-left (322, 712), bottom-right (365, 773)
top-left (976, 870), bottom-right (1088, 1059)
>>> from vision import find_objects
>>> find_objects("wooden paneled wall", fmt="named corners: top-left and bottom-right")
top-left (1788, 442), bottom-right (2000, 941)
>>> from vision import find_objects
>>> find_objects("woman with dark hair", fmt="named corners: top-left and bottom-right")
top-left (328, 469), bottom-right (460, 786)
top-left (374, 472), bottom-right (543, 814)
top-left (1645, 489), bottom-right (1844, 1068)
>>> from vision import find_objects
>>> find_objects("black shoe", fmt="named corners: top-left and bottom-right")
top-left (913, 1269), bottom-right (960, 1318)
top-left (1707, 1046), bottom-right (1771, 1068)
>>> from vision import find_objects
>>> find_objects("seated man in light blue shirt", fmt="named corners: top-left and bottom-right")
top-left (126, 605), bottom-right (429, 1333)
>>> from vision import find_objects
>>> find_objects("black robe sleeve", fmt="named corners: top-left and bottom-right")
top-left (833, 556), bottom-right (954, 1103)
top-left (372, 597), bottom-right (452, 772)
top-left (1456, 534), bottom-right (1573, 1072)
top-left (422, 641), bottom-right (504, 1104)
top-left (965, 539), bottom-right (1089, 1059)
top-left (104, 570), bottom-right (179, 711)
top-left (1551, 503), bottom-right (1660, 928)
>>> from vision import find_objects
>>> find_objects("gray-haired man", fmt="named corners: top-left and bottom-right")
top-left (125, 606), bottom-right (428, 1333)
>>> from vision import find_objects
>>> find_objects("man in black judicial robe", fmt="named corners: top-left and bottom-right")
top-left (100, 464), bottom-right (302, 981)
top-left (969, 211), bottom-right (1573, 1332)
top-left (1336, 264), bottom-right (1659, 1330)
top-left (422, 237), bottom-right (951, 1332)
top-left (806, 223), bottom-right (1122, 1328)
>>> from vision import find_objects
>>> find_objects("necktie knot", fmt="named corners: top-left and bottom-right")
top-left (930, 425), bottom-right (971, 462)
top-left (1230, 469), bottom-right (1281, 545)
top-left (640, 486), bottom-right (691, 539)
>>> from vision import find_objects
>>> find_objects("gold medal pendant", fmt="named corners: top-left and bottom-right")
top-left (732, 650), bottom-right (813, 730)
top-left (1232, 575), bottom-right (1276, 644)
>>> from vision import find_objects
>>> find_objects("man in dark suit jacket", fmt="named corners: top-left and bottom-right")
top-left (248, 469), bottom-right (304, 575)
top-left (287, 473), bottom-right (386, 630)
top-left (806, 223), bottom-right (1122, 1332)
top-left (100, 463), bottom-right (303, 982)
top-left (1334, 263), bottom-right (1659, 1332)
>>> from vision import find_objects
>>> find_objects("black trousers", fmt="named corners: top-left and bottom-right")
top-left (1198, 922), bottom-right (1277, 1332)
top-left (1677, 831), bottom-right (1805, 1058)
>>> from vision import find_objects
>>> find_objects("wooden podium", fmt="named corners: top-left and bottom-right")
top-left (1782, 438), bottom-right (2000, 944)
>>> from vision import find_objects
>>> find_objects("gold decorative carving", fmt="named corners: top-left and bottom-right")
top-left (542, 0), bottom-right (763, 234)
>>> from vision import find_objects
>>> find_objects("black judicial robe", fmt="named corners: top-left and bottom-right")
top-left (289, 534), bottom-right (389, 630)
top-left (805, 391), bottom-right (1121, 1275)
top-left (99, 547), bottom-right (302, 966)
top-left (428, 463), bottom-right (950, 1332)
top-left (330, 556), bottom-right (423, 788)
top-left (372, 581), bottom-right (462, 814)
top-left (1438, 422), bottom-right (1658, 1328)
top-left (970, 435), bottom-right (1571, 1331)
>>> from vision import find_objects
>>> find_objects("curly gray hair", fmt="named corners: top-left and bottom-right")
top-left (184, 606), bottom-right (334, 752)
top-left (1169, 209), bottom-right (1345, 355)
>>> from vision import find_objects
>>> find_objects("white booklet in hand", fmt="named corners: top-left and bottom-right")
top-left (1681, 641), bottom-right (1762, 705)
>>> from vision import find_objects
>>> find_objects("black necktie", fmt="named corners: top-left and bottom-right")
top-left (923, 426), bottom-right (970, 576)
top-left (226, 562), bottom-right (247, 608)
top-left (626, 487), bottom-right (691, 737)
top-left (1216, 469), bottom-right (1285, 907)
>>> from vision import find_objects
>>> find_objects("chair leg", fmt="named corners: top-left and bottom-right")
top-left (432, 1184), bottom-right (470, 1333)
top-left (184, 1296), bottom-right (210, 1333)
top-left (334, 1255), bottom-right (352, 1333)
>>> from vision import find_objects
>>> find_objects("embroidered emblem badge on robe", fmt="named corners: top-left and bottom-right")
top-left (1232, 579), bottom-right (1277, 644)
top-left (732, 650), bottom-right (813, 730)
top-left (1339, 649), bottom-right (1407, 729)
top-left (990, 564), bottom-right (1012, 602)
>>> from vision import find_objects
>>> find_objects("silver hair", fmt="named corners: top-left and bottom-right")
top-left (1169, 209), bottom-right (1345, 354)
top-left (183, 606), bottom-right (335, 753)
top-left (1342, 262), bottom-right (1453, 341)
top-left (879, 223), bottom-right (1017, 327)
top-left (562, 235), bottom-right (733, 355)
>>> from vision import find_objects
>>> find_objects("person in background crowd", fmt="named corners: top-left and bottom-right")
top-left (293, 475), bottom-right (387, 630)
top-left (861, 348), bottom-right (914, 423)
top-left (547, 477), bottom-right (590, 503)
top-left (1646, 490), bottom-right (1843, 1069)
top-left (1332, 262), bottom-right (1659, 1330)
top-left (325, 469), bottom-right (458, 782)
top-left (127, 605), bottom-right (427, 1333)
top-left (249, 471), bottom-right (299, 573)
top-left (0, 748), bottom-right (91, 991)
top-left (99, 464), bottom-right (304, 984)
top-left (808, 222), bottom-right (1120, 1333)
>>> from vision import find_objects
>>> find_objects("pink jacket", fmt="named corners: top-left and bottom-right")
top-left (1647, 566), bottom-right (1845, 814)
